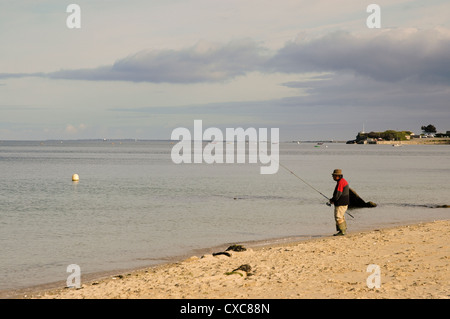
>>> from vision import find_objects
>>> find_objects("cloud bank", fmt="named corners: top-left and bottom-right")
top-left (269, 28), bottom-right (450, 84)
top-left (2, 28), bottom-right (450, 85)
top-left (35, 39), bottom-right (267, 84)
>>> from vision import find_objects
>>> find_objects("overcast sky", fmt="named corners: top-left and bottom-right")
top-left (1, 0), bottom-right (449, 141)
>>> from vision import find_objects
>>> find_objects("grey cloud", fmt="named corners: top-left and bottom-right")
top-left (34, 39), bottom-right (268, 83)
top-left (0, 72), bottom-right (46, 79)
top-left (268, 28), bottom-right (450, 84)
top-left (1, 28), bottom-right (450, 86)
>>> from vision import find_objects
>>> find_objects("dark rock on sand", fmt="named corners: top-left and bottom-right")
top-left (226, 244), bottom-right (247, 252)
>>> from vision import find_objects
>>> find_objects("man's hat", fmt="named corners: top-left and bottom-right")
top-left (332, 169), bottom-right (343, 176)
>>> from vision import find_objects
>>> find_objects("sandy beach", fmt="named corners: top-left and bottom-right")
top-left (14, 219), bottom-right (447, 299)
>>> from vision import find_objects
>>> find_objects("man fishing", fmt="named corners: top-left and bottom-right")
top-left (328, 169), bottom-right (349, 236)
top-left (276, 161), bottom-right (355, 231)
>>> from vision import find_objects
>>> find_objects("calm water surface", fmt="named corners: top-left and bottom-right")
top-left (0, 140), bottom-right (449, 292)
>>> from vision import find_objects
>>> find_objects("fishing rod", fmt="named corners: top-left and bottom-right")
top-left (277, 161), bottom-right (355, 219)
top-left (257, 146), bottom-right (354, 218)
top-left (278, 162), bottom-right (329, 200)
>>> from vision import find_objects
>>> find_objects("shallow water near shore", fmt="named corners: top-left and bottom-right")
top-left (0, 140), bottom-right (449, 293)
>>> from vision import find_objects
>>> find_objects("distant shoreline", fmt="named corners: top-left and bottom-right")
top-left (376, 138), bottom-right (450, 145)
top-left (1, 139), bottom-right (449, 144)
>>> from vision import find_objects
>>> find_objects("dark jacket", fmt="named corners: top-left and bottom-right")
top-left (331, 177), bottom-right (349, 206)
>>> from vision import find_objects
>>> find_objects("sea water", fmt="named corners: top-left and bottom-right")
top-left (0, 140), bottom-right (449, 293)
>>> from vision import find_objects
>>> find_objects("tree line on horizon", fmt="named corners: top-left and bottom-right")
top-left (355, 124), bottom-right (448, 142)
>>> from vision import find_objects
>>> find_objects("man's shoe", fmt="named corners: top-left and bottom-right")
top-left (333, 222), bottom-right (347, 236)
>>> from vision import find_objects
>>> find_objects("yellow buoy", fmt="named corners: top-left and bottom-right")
top-left (72, 174), bottom-right (80, 182)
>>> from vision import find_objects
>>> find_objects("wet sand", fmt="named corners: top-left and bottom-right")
top-left (15, 219), bottom-right (449, 299)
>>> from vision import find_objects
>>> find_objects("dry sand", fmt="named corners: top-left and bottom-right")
top-left (21, 220), bottom-right (450, 299)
